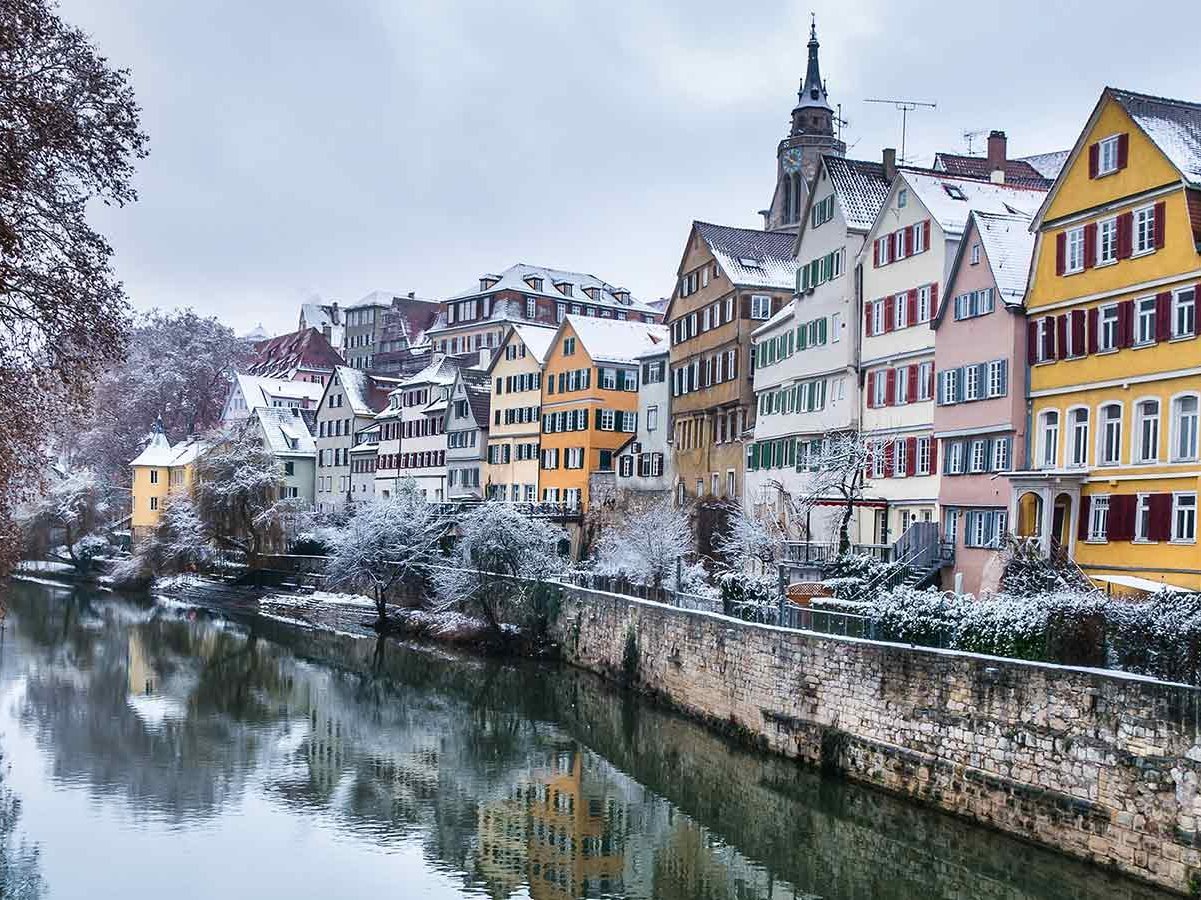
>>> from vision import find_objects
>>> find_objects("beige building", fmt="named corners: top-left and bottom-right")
top-left (666, 222), bottom-right (795, 505)
top-left (483, 324), bottom-right (555, 501)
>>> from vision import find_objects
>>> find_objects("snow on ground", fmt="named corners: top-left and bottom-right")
top-left (16, 560), bottom-right (76, 574)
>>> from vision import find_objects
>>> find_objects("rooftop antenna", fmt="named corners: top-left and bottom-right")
top-left (835, 102), bottom-right (850, 144)
top-left (963, 129), bottom-right (986, 155)
top-left (865, 97), bottom-right (937, 165)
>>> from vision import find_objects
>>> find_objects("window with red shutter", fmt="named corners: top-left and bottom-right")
top-left (1154, 201), bottom-right (1166, 249)
top-left (903, 227), bottom-right (912, 257)
top-left (1088, 142), bottom-right (1099, 179)
top-left (882, 442), bottom-right (894, 478)
top-left (1118, 300), bottom-right (1135, 348)
top-left (1156, 292), bottom-right (1172, 342)
top-left (905, 438), bottom-right (917, 477)
top-left (928, 437), bottom-right (938, 473)
top-left (907, 364), bottom-right (918, 401)
top-left (1087, 307), bottom-right (1099, 355)
top-left (885, 368), bottom-right (896, 405)
top-left (929, 283), bottom-right (938, 314)
top-left (1055, 315), bottom-right (1068, 360)
top-left (922, 220), bottom-right (931, 251)
top-left (1078, 496), bottom-right (1091, 541)
top-left (1148, 493), bottom-right (1173, 541)
top-left (1055, 232), bottom-right (1066, 275)
top-left (1083, 223), bottom-right (1097, 269)
top-left (1117, 211), bottom-right (1134, 259)
top-left (1071, 309), bottom-right (1086, 356)
top-left (1028, 320), bottom-right (1039, 362)
top-left (884, 300), bottom-right (895, 332)
top-left (1117, 133), bottom-right (1129, 170)
top-left (1041, 317), bottom-right (1055, 361)
top-left (866, 371), bottom-right (877, 408)
top-left (907, 289), bottom-right (918, 325)
top-left (864, 301), bottom-right (874, 337)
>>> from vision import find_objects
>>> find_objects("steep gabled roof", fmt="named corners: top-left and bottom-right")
top-left (937, 210), bottom-right (1036, 324)
top-left (1111, 88), bottom-right (1201, 185)
top-left (396, 354), bottom-right (461, 390)
top-left (1019, 150), bottom-right (1070, 181)
top-left (561, 315), bottom-right (668, 365)
top-left (247, 327), bottom-right (345, 379)
top-left (824, 156), bottom-right (891, 232)
top-left (693, 221), bottom-right (797, 289)
top-left (233, 373), bottom-right (325, 410)
top-left (933, 153), bottom-right (1057, 189)
top-left (899, 171), bottom-right (1047, 239)
top-left (331, 366), bottom-right (402, 417)
top-left (445, 263), bottom-right (657, 314)
top-left (483, 324), bottom-right (558, 377)
top-left (253, 407), bottom-right (316, 457)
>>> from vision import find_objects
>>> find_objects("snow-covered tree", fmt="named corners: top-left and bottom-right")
top-left (192, 428), bottom-right (296, 565)
top-left (791, 430), bottom-right (891, 554)
top-left (69, 309), bottom-right (249, 482)
top-left (593, 497), bottom-right (694, 591)
top-left (716, 503), bottom-right (787, 576)
top-left (324, 488), bottom-right (448, 626)
top-left (0, 0), bottom-right (147, 579)
top-left (433, 502), bottom-right (566, 633)
top-left (18, 469), bottom-right (110, 571)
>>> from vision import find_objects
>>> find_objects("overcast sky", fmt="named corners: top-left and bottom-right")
top-left (60, 0), bottom-right (1199, 336)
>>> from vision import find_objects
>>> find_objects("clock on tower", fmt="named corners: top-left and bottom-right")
top-left (781, 147), bottom-right (806, 174)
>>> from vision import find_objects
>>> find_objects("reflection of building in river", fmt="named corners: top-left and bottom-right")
top-left (475, 744), bottom-right (627, 899)
top-left (127, 630), bottom-right (158, 696)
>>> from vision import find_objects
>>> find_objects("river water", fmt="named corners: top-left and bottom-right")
top-left (0, 580), bottom-right (1175, 900)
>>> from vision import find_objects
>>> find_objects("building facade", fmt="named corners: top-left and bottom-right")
top-left (374, 356), bottom-right (461, 501)
top-left (221, 374), bottom-right (324, 424)
top-left (539, 316), bottom-right (668, 508)
top-left (250, 407), bottom-right (317, 506)
top-left (933, 210), bottom-right (1035, 594)
top-left (745, 154), bottom-right (890, 539)
top-left (314, 366), bottom-right (399, 513)
top-left (857, 169), bottom-right (1046, 546)
top-left (667, 222), bottom-right (795, 506)
top-left (129, 423), bottom-right (202, 544)
top-left (483, 325), bottom-right (555, 501)
top-left (1013, 88), bottom-right (1201, 593)
top-left (613, 347), bottom-right (672, 495)
top-left (348, 423), bottom-right (379, 502)
top-left (445, 369), bottom-right (491, 501)
top-left (246, 327), bottom-right (345, 384)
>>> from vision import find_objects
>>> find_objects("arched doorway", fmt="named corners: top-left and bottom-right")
top-left (1017, 492), bottom-right (1043, 538)
top-left (1052, 492), bottom-right (1074, 549)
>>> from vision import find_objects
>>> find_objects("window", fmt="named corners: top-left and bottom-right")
top-left (1098, 217), bottom-right (1118, 265)
top-left (898, 188), bottom-right (908, 208)
top-left (970, 243), bottom-right (980, 265)
top-left (1136, 494), bottom-right (1152, 542)
top-left (830, 312), bottom-right (841, 342)
top-left (750, 295), bottom-right (771, 320)
top-left (1174, 493), bottom-right (1197, 543)
top-left (940, 368), bottom-right (959, 405)
top-left (149, 470), bottom-right (159, 485)
top-left (894, 440), bottom-right (908, 477)
top-left (1039, 410), bottom-right (1060, 468)
top-left (917, 362), bottom-right (933, 401)
top-left (1136, 297), bottom-right (1157, 345)
top-left (600, 409), bottom-right (616, 431)
top-left (1068, 407), bottom-right (1089, 468)
top-left (1098, 135), bottom-right (1120, 176)
top-left (646, 406), bottom-right (658, 432)
top-left (894, 292), bottom-right (907, 329)
top-left (970, 439), bottom-right (987, 473)
top-left (1173, 395), bottom-right (1199, 461)
top-left (917, 285), bottom-right (932, 322)
top-left (964, 365), bottom-right (980, 401)
top-left (948, 441), bottom-right (964, 475)
top-left (1134, 206), bottom-right (1156, 255)
top-left (149, 495), bottom-right (158, 511)
top-left (1135, 399), bottom-right (1160, 463)
top-left (1174, 288), bottom-right (1196, 339)
top-left (563, 336), bottom-right (576, 355)
top-left (1065, 227), bottom-right (1085, 273)
top-left (987, 360), bottom-right (1006, 397)
top-left (526, 297), bottom-right (537, 318)
top-left (917, 436), bottom-right (931, 474)
top-left (1098, 304), bottom-right (1119, 351)
top-left (992, 437), bottom-right (1010, 471)
top-left (912, 221), bottom-right (926, 254)
top-left (1089, 495), bottom-right (1110, 541)
top-left (1099, 403), bottom-right (1123, 466)
top-left (871, 299), bottom-right (885, 335)
top-left (872, 371), bottom-right (887, 407)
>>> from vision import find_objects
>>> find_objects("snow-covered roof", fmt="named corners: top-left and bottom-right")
top-left (348, 290), bottom-right (399, 310)
top-left (240, 324), bottom-right (270, 341)
top-left (253, 407), bottom-right (316, 457)
top-left (752, 299), bottom-right (796, 338)
top-left (130, 432), bottom-right (204, 468)
top-left (332, 366), bottom-right (400, 417)
top-left (246, 327), bottom-right (344, 379)
top-left (693, 221), bottom-right (796, 289)
top-left (447, 263), bottom-right (658, 315)
top-left (973, 211), bottom-right (1037, 305)
top-left (510, 324), bottom-right (556, 363)
top-left (1111, 88), bottom-right (1201, 185)
top-left (900, 171), bottom-right (1047, 238)
top-left (234, 374), bottom-right (325, 410)
top-left (395, 354), bottom-right (461, 390)
top-left (822, 155), bottom-right (892, 232)
top-left (932, 153), bottom-right (1057, 189)
top-left (1018, 150), bottom-right (1070, 181)
top-left (564, 315), bottom-right (668, 365)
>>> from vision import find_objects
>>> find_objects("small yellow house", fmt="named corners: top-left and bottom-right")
top-left (482, 324), bottom-right (556, 502)
top-left (1013, 88), bottom-right (1201, 592)
top-left (130, 422), bottom-right (203, 544)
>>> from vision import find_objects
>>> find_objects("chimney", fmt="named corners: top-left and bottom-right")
top-left (882, 147), bottom-right (897, 182)
top-left (987, 130), bottom-right (1007, 181)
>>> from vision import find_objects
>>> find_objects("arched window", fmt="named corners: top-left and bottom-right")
top-left (1038, 410), bottom-right (1060, 469)
top-left (1068, 407), bottom-right (1090, 468)
top-left (1172, 394), bottom-right (1200, 462)
top-left (1134, 399), bottom-right (1161, 463)
top-left (1098, 403), bottom-right (1123, 466)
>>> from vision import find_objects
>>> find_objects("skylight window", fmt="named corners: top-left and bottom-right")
top-left (737, 256), bottom-right (762, 268)
top-left (943, 184), bottom-right (967, 201)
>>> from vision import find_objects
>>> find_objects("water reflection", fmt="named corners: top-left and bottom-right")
top-left (0, 581), bottom-right (1175, 900)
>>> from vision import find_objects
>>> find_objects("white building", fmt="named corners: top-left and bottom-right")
top-left (444, 369), bottom-right (491, 501)
top-left (746, 154), bottom-right (891, 540)
top-left (613, 345), bottom-right (672, 495)
top-left (348, 422), bottom-right (380, 503)
top-left (221, 374), bottom-right (324, 424)
top-left (374, 355), bottom-right (461, 501)
top-left (314, 366), bottom-right (400, 513)
top-left (249, 407), bottom-right (317, 505)
top-left (856, 168), bottom-right (1046, 545)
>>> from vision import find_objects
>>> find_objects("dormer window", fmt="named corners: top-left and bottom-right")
top-left (524, 276), bottom-right (543, 291)
top-left (613, 288), bottom-right (630, 304)
top-left (479, 275), bottom-right (499, 291)
top-left (555, 281), bottom-right (572, 297)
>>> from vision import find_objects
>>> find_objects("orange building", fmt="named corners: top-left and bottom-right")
top-left (539, 316), bottom-right (668, 508)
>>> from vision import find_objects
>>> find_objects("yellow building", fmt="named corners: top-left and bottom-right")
top-left (539, 316), bottom-right (668, 509)
top-left (483, 324), bottom-right (556, 502)
top-left (129, 422), bottom-right (203, 544)
top-left (1012, 88), bottom-right (1201, 592)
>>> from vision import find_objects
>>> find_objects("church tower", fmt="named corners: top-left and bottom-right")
top-left (763, 18), bottom-right (846, 233)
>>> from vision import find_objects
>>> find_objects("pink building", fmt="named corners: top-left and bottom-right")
top-left (932, 210), bottom-right (1035, 594)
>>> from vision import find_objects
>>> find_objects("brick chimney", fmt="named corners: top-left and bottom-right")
top-left (987, 130), bottom-right (1007, 182)
top-left (882, 147), bottom-right (897, 182)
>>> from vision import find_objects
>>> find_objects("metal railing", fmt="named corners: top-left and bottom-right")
top-left (782, 541), bottom-right (840, 565)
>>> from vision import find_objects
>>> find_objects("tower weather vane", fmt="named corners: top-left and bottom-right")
top-left (865, 97), bottom-right (938, 165)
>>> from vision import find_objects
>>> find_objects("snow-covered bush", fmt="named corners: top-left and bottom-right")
top-left (18, 468), bottom-right (110, 572)
top-left (433, 502), bottom-right (567, 636)
top-left (324, 489), bottom-right (447, 626)
top-left (715, 505), bottom-right (786, 577)
top-left (593, 497), bottom-right (695, 591)
top-left (717, 571), bottom-right (778, 623)
top-left (821, 553), bottom-right (906, 600)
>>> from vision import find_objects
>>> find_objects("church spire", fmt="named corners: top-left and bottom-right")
top-left (796, 14), bottom-right (832, 113)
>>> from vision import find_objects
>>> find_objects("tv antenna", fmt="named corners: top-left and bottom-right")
top-left (865, 97), bottom-right (937, 164)
top-left (963, 129), bottom-right (986, 155)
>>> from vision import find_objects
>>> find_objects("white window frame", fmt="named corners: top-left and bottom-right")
top-left (1135, 296), bottom-right (1157, 346)
top-left (1135, 493), bottom-right (1152, 543)
top-left (1098, 304), bottom-right (1119, 352)
top-left (894, 292), bottom-right (907, 329)
top-left (1134, 205), bottom-right (1156, 255)
top-left (1097, 216), bottom-right (1118, 265)
top-left (970, 243), bottom-right (980, 265)
top-left (750, 295), bottom-right (772, 320)
top-left (1038, 410), bottom-right (1060, 469)
top-left (1068, 406), bottom-right (1090, 468)
top-left (1088, 495), bottom-right (1110, 542)
top-left (1134, 397), bottom-right (1161, 464)
top-left (1097, 135), bottom-right (1120, 176)
top-left (1171, 393), bottom-right (1200, 462)
top-left (1065, 226), bottom-right (1085, 273)
top-left (992, 437), bottom-right (1009, 471)
top-left (1173, 493), bottom-right (1197, 543)
top-left (969, 439), bottom-right (986, 473)
top-left (917, 285), bottom-right (932, 322)
top-left (1173, 287), bottom-right (1196, 339)
top-left (1098, 402), bottom-right (1123, 466)
top-left (917, 362), bottom-right (933, 402)
top-left (871, 299), bottom-right (885, 336)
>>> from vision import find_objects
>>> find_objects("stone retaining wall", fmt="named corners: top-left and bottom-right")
top-left (554, 587), bottom-right (1201, 895)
